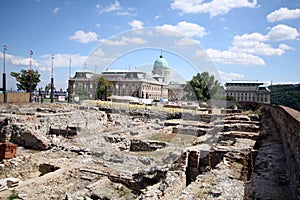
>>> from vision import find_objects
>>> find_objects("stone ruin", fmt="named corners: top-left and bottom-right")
top-left (0, 102), bottom-right (298, 199)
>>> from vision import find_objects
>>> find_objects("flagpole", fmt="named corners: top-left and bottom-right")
top-left (3, 45), bottom-right (7, 103)
top-left (29, 50), bottom-right (33, 102)
top-left (68, 58), bottom-right (72, 103)
top-left (50, 55), bottom-right (54, 103)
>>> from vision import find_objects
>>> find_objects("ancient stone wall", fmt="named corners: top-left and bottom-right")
top-left (263, 104), bottom-right (300, 199)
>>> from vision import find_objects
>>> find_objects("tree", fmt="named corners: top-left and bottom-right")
top-left (96, 77), bottom-right (114, 100)
top-left (11, 69), bottom-right (41, 92)
top-left (269, 84), bottom-right (300, 111)
top-left (184, 72), bottom-right (220, 101)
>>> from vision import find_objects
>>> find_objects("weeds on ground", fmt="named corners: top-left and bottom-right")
top-left (150, 133), bottom-right (177, 143)
top-left (8, 190), bottom-right (19, 200)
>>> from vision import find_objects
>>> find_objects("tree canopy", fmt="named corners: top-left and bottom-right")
top-left (11, 69), bottom-right (41, 92)
top-left (184, 72), bottom-right (220, 101)
top-left (96, 76), bottom-right (114, 100)
top-left (269, 84), bottom-right (300, 111)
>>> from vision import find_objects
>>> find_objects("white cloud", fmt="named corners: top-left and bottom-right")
top-left (53, 7), bottom-right (60, 14)
top-left (231, 33), bottom-right (294, 56)
top-left (116, 8), bottom-right (136, 16)
top-left (41, 54), bottom-right (87, 68)
top-left (204, 48), bottom-right (265, 66)
top-left (11, 57), bottom-right (39, 68)
top-left (101, 36), bottom-right (147, 46)
top-left (233, 32), bottom-right (265, 43)
top-left (96, 1), bottom-right (135, 16)
top-left (200, 23), bottom-right (297, 66)
top-left (175, 37), bottom-right (200, 46)
top-left (229, 26), bottom-right (297, 56)
top-left (69, 30), bottom-right (99, 43)
top-left (279, 44), bottom-right (294, 51)
top-left (96, 1), bottom-right (121, 14)
top-left (154, 15), bottom-right (162, 20)
top-left (0, 52), bottom-right (40, 68)
top-left (171, 0), bottom-right (258, 17)
top-left (218, 70), bottom-right (244, 81)
top-left (267, 7), bottom-right (300, 22)
top-left (95, 24), bottom-right (101, 28)
top-left (0, 52), bottom-right (87, 75)
top-left (156, 21), bottom-right (208, 37)
top-left (100, 39), bottom-right (126, 46)
top-left (266, 24), bottom-right (299, 41)
top-left (116, 11), bottom-right (131, 16)
top-left (128, 20), bottom-right (144, 30)
top-left (92, 49), bottom-right (105, 57)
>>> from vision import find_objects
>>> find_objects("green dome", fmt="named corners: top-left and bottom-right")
top-left (153, 55), bottom-right (168, 70)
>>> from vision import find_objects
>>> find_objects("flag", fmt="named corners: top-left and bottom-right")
top-left (30, 50), bottom-right (33, 55)
top-left (3, 45), bottom-right (7, 51)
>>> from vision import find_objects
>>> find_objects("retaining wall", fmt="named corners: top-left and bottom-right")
top-left (263, 104), bottom-right (300, 199)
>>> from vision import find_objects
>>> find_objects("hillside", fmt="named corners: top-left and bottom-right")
top-left (269, 84), bottom-right (300, 111)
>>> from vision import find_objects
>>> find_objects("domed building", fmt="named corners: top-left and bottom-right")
top-left (68, 54), bottom-right (185, 102)
top-left (152, 55), bottom-right (170, 84)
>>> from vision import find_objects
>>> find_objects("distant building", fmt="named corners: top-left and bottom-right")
top-left (68, 71), bottom-right (98, 101)
top-left (224, 80), bottom-right (270, 103)
top-left (101, 54), bottom-right (182, 100)
top-left (68, 54), bottom-right (186, 102)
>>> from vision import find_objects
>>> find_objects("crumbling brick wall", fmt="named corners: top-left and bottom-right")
top-left (0, 142), bottom-right (17, 160)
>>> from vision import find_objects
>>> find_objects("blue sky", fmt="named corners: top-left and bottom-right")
top-left (0, 0), bottom-right (300, 91)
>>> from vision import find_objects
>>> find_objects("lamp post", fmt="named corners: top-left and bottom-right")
top-left (3, 45), bottom-right (7, 103)
top-left (68, 58), bottom-right (72, 103)
top-left (29, 50), bottom-right (33, 102)
top-left (50, 55), bottom-right (54, 103)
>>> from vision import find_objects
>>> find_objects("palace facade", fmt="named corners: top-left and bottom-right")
top-left (224, 80), bottom-right (270, 103)
top-left (68, 55), bottom-right (185, 102)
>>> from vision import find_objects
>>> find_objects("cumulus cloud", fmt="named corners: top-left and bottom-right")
top-left (96, 1), bottom-right (121, 14)
top-left (0, 53), bottom-right (39, 68)
top-left (128, 20), bottom-right (144, 30)
top-left (267, 7), bottom-right (300, 22)
top-left (199, 23), bottom-right (298, 66)
top-left (266, 24), bottom-right (299, 41)
top-left (218, 70), bottom-right (244, 81)
top-left (156, 21), bottom-right (208, 37)
top-left (101, 36), bottom-right (147, 46)
top-left (231, 32), bottom-right (295, 56)
top-left (41, 54), bottom-right (87, 68)
top-left (175, 37), bottom-right (200, 46)
top-left (96, 1), bottom-right (135, 16)
top-left (204, 49), bottom-right (265, 66)
top-left (69, 30), bottom-right (99, 43)
top-left (230, 24), bottom-right (297, 55)
top-left (171, 0), bottom-right (258, 17)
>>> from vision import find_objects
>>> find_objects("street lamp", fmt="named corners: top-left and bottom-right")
top-left (3, 45), bottom-right (7, 103)
top-left (29, 50), bottom-right (33, 102)
top-left (50, 55), bottom-right (54, 103)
